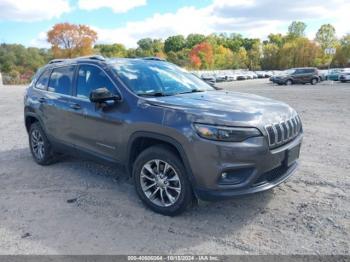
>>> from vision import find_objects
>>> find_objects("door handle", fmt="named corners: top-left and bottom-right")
top-left (70, 103), bottom-right (81, 110)
top-left (38, 97), bottom-right (46, 103)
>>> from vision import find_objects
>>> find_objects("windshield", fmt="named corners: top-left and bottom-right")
top-left (111, 60), bottom-right (214, 96)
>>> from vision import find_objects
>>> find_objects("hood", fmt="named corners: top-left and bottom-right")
top-left (144, 91), bottom-right (296, 129)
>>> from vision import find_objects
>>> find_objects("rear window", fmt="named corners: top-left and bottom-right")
top-left (48, 66), bottom-right (75, 95)
top-left (35, 69), bottom-right (51, 90)
top-left (305, 69), bottom-right (316, 73)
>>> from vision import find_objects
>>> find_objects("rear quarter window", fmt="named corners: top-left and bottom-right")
top-left (35, 69), bottom-right (51, 90)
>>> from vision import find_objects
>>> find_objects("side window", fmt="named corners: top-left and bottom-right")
top-left (35, 69), bottom-right (51, 90)
top-left (76, 65), bottom-right (116, 99)
top-left (48, 66), bottom-right (75, 95)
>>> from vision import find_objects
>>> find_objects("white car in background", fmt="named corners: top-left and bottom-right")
top-left (339, 69), bottom-right (350, 82)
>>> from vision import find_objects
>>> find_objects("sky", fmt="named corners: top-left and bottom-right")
top-left (0, 0), bottom-right (349, 48)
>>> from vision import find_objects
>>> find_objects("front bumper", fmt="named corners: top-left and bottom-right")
top-left (195, 161), bottom-right (298, 201)
top-left (186, 133), bottom-right (303, 201)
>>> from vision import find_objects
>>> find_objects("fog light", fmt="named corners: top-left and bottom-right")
top-left (221, 172), bottom-right (227, 179)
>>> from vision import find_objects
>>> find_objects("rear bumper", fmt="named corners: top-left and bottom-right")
top-left (194, 161), bottom-right (298, 201)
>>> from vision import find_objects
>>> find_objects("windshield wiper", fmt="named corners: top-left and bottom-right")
top-left (137, 92), bottom-right (168, 97)
top-left (177, 89), bottom-right (205, 95)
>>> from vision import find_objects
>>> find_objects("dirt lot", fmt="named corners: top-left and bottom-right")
top-left (0, 80), bottom-right (349, 255)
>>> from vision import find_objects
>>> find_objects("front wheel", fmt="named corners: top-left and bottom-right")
top-left (133, 145), bottom-right (193, 216)
top-left (285, 79), bottom-right (293, 86)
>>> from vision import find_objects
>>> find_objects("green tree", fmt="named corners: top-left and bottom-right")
top-left (164, 35), bottom-right (186, 53)
top-left (333, 34), bottom-right (350, 67)
top-left (261, 43), bottom-right (279, 70)
top-left (315, 24), bottom-right (337, 50)
top-left (247, 41), bottom-right (262, 70)
top-left (267, 33), bottom-right (284, 47)
top-left (287, 21), bottom-right (307, 39)
top-left (94, 43), bottom-right (127, 57)
top-left (186, 34), bottom-right (206, 49)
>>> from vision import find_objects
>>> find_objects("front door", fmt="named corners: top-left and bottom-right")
top-left (69, 64), bottom-right (124, 161)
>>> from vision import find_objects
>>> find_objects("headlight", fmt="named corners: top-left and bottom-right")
top-left (193, 123), bottom-right (262, 142)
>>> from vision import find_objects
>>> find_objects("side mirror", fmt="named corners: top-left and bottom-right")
top-left (89, 87), bottom-right (120, 103)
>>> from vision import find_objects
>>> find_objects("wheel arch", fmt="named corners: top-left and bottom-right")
top-left (126, 132), bottom-right (196, 185)
top-left (25, 113), bottom-right (42, 133)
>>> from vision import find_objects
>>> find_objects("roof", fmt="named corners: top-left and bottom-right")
top-left (47, 55), bottom-right (166, 66)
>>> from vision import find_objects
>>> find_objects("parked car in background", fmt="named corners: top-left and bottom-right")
top-left (318, 70), bottom-right (327, 81)
top-left (339, 70), bottom-right (350, 82)
top-left (201, 73), bottom-right (216, 85)
top-left (272, 67), bottom-right (320, 85)
top-left (327, 69), bottom-right (341, 81)
top-left (214, 73), bottom-right (227, 82)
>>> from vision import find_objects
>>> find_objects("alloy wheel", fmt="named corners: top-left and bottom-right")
top-left (140, 159), bottom-right (181, 207)
top-left (31, 129), bottom-right (45, 160)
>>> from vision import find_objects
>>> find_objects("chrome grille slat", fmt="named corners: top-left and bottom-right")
top-left (265, 115), bottom-right (302, 148)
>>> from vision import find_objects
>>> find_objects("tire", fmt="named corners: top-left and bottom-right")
top-left (133, 145), bottom-right (193, 216)
top-left (29, 122), bottom-right (57, 165)
top-left (286, 79), bottom-right (293, 86)
top-left (311, 78), bottom-right (318, 85)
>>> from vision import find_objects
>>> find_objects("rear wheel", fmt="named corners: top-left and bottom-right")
top-left (29, 122), bottom-right (57, 165)
top-left (133, 145), bottom-right (193, 216)
top-left (311, 78), bottom-right (318, 85)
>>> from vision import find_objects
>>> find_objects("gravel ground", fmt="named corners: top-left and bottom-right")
top-left (0, 80), bottom-right (349, 255)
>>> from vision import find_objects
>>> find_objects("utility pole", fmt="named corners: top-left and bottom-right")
top-left (325, 47), bottom-right (336, 84)
top-left (0, 72), bottom-right (3, 86)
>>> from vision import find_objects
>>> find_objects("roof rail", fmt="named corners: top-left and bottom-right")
top-left (48, 55), bottom-right (105, 64)
top-left (142, 57), bottom-right (166, 61)
top-left (48, 59), bottom-right (67, 64)
top-left (78, 55), bottom-right (106, 61)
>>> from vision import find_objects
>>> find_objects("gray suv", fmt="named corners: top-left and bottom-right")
top-left (24, 56), bottom-right (303, 216)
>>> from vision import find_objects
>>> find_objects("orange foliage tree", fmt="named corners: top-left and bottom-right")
top-left (47, 23), bottom-right (97, 58)
top-left (189, 42), bottom-right (214, 69)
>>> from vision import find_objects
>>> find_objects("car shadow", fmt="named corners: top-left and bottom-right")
top-left (0, 147), bottom-right (274, 254)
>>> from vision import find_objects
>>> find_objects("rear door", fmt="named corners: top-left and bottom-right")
top-left (44, 65), bottom-right (77, 144)
top-left (292, 69), bottom-right (304, 83)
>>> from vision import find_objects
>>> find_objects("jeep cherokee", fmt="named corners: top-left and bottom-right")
top-left (273, 67), bottom-right (319, 85)
top-left (24, 56), bottom-right (303, 216)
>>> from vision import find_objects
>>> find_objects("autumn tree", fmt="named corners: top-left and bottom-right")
top-left (279, 37), bottom-right (320, 68)
top-left (214, 45), bottom-right (233, 69)
top-left (47, 23), bottom-right (97, 58)
top-left (189, 42), bottom-right (214, 69)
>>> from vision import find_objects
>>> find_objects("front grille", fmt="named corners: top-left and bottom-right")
top-left (265, 115), bottom-right (302, 148)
